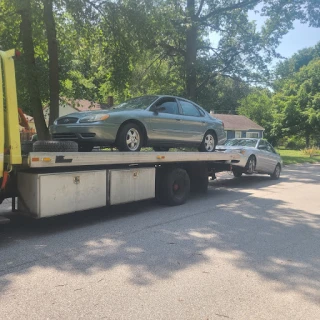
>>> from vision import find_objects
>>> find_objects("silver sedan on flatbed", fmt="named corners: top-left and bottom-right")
top-left (50, 95), bottom-right (226, 152)
top-left (216, 138), bottom-right (283, 179)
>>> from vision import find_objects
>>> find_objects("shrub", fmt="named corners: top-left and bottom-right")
top-left (303, 147), bottom-right (320, 157)
top-left (285, 136), bottom-right (306, 150)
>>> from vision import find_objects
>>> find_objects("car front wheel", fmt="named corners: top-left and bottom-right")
top-left (245, 156), bottom-right (256, 174)
top-left (117, 123), bottom-right (143, 151)
top-left (233, 171), bottom-right (242, 178)
top-left (270, 163), bottom-right (281, 180)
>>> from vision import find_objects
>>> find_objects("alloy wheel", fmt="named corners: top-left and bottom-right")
top-left (126, 128), bottom-right (140, 151)
top-left (204, 134), bottom-right (215, 152)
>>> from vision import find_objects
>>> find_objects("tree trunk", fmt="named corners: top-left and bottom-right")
top-left (18, 0), bottom-right (50, 140)
top-left (185, 0), bottom-right (197, 101)
top-left (306, 132), bottom-right (310, 148)
top-left (43, 0), bottom-right (60, 126)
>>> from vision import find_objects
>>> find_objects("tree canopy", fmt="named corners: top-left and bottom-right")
top-left (274, 58), bottom-right (320, 147)
top-left (0, 0), bottom-right (319, 140)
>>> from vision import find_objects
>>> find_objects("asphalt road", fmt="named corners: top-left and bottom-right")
top-left (0, 163), bottom-right (319, 320)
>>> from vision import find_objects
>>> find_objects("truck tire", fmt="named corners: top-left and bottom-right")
top-left (156, 167), bottom-right (190, 206)
top-left (33, 140), bottom-right (78, 152)
top-left (187, 164), bottom-right (209, 193)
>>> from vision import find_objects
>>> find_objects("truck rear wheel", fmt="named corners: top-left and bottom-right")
top-left (156, 167), bottom-right (190, 206)
top-left (33, 141), bottom-right (78, 152)
top-left (187, 164), bottom-right (209, 193)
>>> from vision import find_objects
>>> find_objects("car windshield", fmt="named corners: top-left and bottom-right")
top-left (113, 95), bottom-right (159, 110)
top-left (224, 139), bottom-right (258, 147)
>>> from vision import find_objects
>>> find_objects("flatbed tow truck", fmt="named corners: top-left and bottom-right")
top-left (0, 49), bottom-right (241, 224)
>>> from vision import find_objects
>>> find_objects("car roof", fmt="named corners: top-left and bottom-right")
top-left (121, 94), bottom-right (210, 113)
top-left (155, 95), bottom-right (208, 110)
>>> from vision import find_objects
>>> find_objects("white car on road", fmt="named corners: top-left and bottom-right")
top-left (216, 138), bottom-right (283, 179)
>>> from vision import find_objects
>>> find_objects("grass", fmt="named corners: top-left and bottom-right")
top-left (277, 149), bottom-right (320, 165)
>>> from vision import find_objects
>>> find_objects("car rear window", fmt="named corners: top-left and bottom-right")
top-left (179, 100), bottom-right (201, 117)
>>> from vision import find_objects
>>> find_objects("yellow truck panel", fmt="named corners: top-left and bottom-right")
top-left (0, 49), bottom-right (22, 179)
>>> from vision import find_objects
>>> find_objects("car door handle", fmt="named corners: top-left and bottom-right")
top-left (175, 119), bottom-right (181, 121)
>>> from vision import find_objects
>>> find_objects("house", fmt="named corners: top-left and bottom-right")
top-left (212, 113), bottom-right (264, 140)
top-left (43, 98), bottom-right (109, 126)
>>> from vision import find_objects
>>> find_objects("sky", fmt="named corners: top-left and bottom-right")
top-left (268, 21), bottom-right (320, 58)
top-left (209, 8), bottom-right (320, 64)
top-left (248, 10), bottom-right (320, 59)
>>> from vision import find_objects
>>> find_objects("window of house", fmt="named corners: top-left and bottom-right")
top-left (246, 132), bottom-right (259, 138)
top-left (235, 131), bottom-right (242, 138)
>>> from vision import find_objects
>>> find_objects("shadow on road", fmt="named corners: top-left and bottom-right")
top-left (0, 163), bottom-right (319, 304)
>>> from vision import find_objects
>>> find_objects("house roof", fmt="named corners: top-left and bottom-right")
top-left (60, 98), bottom-right (108, 112)
top-left (42, 98), bottom-right (107, 112)
top-left (42, 97), bottom-right (112, 112)
top-left (24, 114), bottom-right (34, 122)
top-left (213, 114), bottom-right (264, 131)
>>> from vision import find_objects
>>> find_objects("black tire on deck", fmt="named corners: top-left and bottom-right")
top-left (33, 140), bottom-right (78, 152)
top-left (78, 144), bottom-right (94, 152)
top-left (21, 141), bottom-right (34, 155)
top-left (156, 167), bottom-right (190, 206)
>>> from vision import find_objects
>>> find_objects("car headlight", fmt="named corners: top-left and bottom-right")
top-left (79, 114), bottom-right (110, 123)
top-left (229, 149), bottom-right (246, 155)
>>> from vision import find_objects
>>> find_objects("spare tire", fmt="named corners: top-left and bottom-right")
top-left (21, 141), bottom-right (34, 155)
top-left (33, 141), bottom-right (78, 152)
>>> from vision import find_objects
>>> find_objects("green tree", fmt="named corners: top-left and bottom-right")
top-left (238, 88), bottom-right (274, 141)
top-left (274, 41), bottom-right (320, 89)
top-left (198, 76), bottom-right (251, 113)
top-left (15, 0), bottom-right (50, 139)
top-left (43, 0), bottom-right (60, 126)
top-left (154, 0), bottom-right (320, 101)
top-left (274, 59), bottom-right (320, 147)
